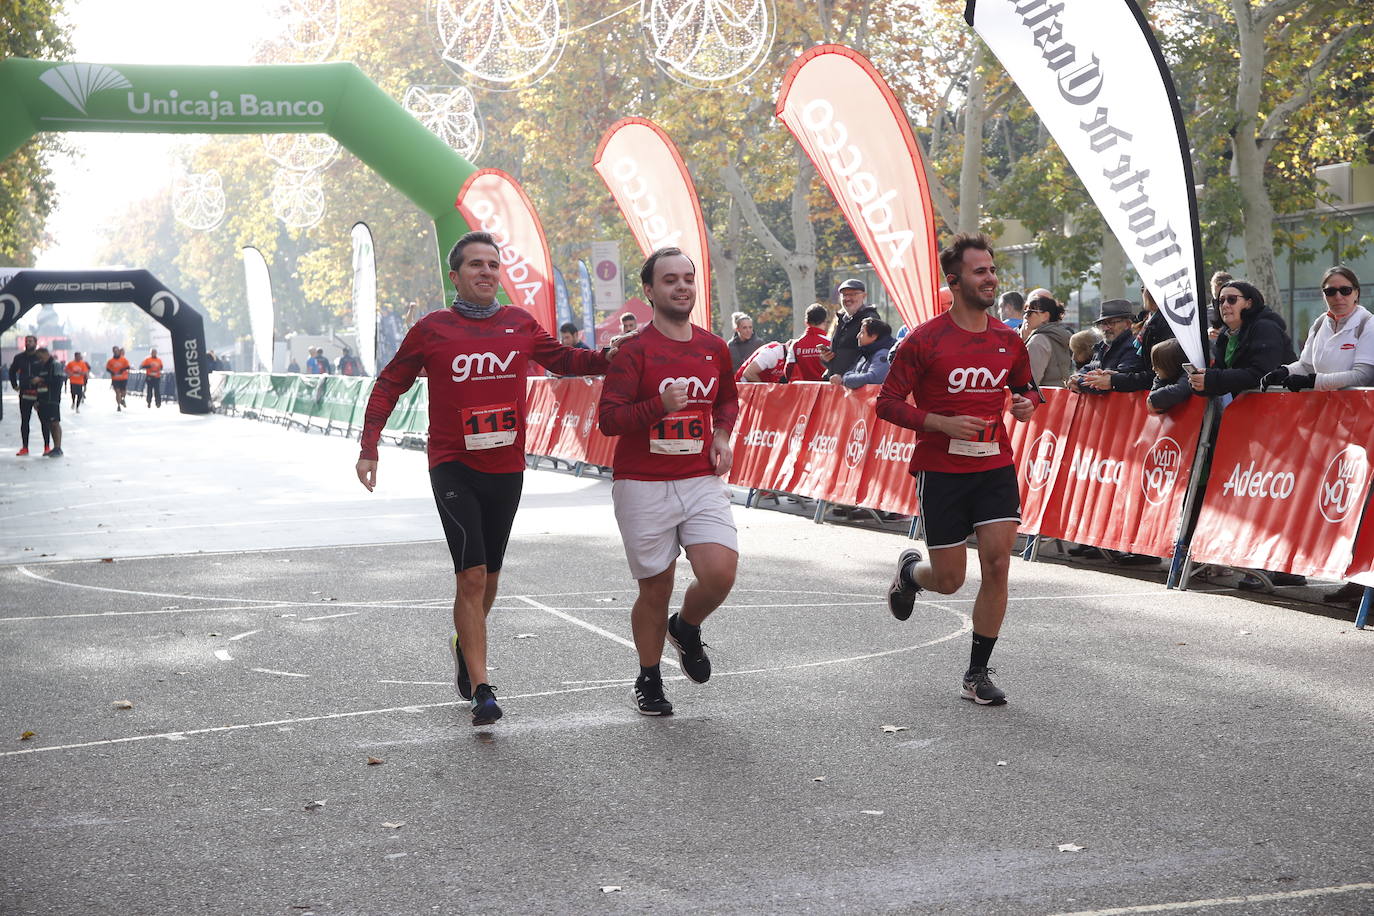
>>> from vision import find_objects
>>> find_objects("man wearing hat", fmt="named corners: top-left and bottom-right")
top-left (820, 278), bottom-right (881, 379)
top-left (1069, 298), bottom-right (1148, 394)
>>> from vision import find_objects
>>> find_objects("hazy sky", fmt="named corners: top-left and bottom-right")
top-left (37, 0), bottom-right (279, 271)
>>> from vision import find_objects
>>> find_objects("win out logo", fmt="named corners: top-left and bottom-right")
top-left (1319, 445), bottom-right (1368, 524)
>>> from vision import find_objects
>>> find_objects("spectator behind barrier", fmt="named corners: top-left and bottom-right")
top-left (1109, 287), bottom-right (1177, 393)
top-left (999, 291), bottom-right (1025, 330)
top-left (1068, 299), bottom-right (1148, 394)
top-left (1146, 339), bottom-right (1193, 414)
top-left (1260, 266), bottom-right (1373, 392)
top-left (1207, 270), bottom-right (1233, 342)
top-left (737, 303), bottom-right (830, 383)
top-left (727, 311), bottom-right (765, 371)
top-left (834, 318), bottom-right (896, 389)
top-left (1021, 295), bottom-right (1074, 386)
top-left (821, 278), bottom-right (880, 378)
top-left (1190, 280), bottom-right (1296, 397)
top-left (559, 321), bottom-right (591, 350)
top-left (1068, 329), bottom-right (1098, 370)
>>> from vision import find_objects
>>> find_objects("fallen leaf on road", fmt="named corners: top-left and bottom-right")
top-left (367, 756), bottom-right (384, 765)
top-left (20, 731), bottom-right (35, 741)
top-left (1238, 630), bottom-right (1251, 636)
top-left (1057, 843), bottom-right (1085, 852)
top-left (860, 810), bottom-right (884, 816)
top-left (813, 776), bottom-right (826, 782)
top-left (381, 822), bottom-right (405, 829)
top-left (880, 725), bottom-right (908, 734)
top-left (513, 633), bottom-right (538, 639)
top-left (996, 761), bottom-right (1008, 767)
top-left (112, 700), bottom-right (134, 710)
top-left (209, 632), bottom-right (222, 637)
top-left (600, 886), bottom-right (622, 894)
top-left (100, 558), bottom-right (114, 563)
top-left (304, 800), bottom-right (325, 811)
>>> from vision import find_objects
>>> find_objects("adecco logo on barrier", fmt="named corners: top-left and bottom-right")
top-left (788, 413), bottom-right (809, 453)
top-left (743, 428), bottom-right (786, 448)
top-left (466, 197), bottom-right (546, 308)
top-left (1027, 430), bottom-right (1058, 490)
top-left (609, 156), bottom-right (684, 250)
top-left (1319, 444), bottom-right (1369, 523)
top-left (1069, 447), bottom-right (1124, 485)
top-left (844, 418), bottom-right (868, 470)
top-left (1141, 436), bottom-right (1183, 506)
top-left (1220, 461), bottom-right (1295, 500)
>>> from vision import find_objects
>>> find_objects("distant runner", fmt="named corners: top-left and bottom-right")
top-left (106, 346), bottom-right (130, 412)
top-left (598, 247), bottom-right (740, 717)
top-left (9, 335), bottom-right (40, 455)
top-left (66, 352), bottom-right (91, 412)
top-left (140, 349), bottom-right (164, 408)
top-left (28, 347), bottom-right (65, 457)
top-left (356, 231), bottom-right (617, 727)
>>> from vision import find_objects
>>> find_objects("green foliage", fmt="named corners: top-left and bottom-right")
top-left (0, 0), bottom-right (72, 266)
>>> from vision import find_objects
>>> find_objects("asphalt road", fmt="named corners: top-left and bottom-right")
top-left (1, 384), bottom-right (1371, 915)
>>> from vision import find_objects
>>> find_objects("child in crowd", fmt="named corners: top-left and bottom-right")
top-left (1146, 339), bottom-right (1193, 414)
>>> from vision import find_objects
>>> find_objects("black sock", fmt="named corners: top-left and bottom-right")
top-left (969, 632), bottom-right (998, 671)
top-left (900, 556), bottom-right (922, 589)
top-left (639, 663), bottom-right (661, 681)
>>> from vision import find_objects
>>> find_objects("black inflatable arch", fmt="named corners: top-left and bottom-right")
top-left (0, 269), bottom-right (210, 414)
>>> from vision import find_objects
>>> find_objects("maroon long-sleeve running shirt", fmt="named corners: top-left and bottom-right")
top-left (359, 306), bottom-right (608, 472)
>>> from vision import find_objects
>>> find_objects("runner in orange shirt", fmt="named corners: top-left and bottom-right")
top-left (66, 352), bottom-right (91, 412)
top-left (140, 348), bottom-right (164, 408)
top-left (106, 346), bottom-right (130, 412)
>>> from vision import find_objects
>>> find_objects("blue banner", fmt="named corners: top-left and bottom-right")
top-left (577, 258), bottom-right (596, 343)
top-left (553, 265), bottom-right (573, 330)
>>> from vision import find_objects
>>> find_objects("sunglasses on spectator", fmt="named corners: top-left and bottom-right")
top-left (1216, 294), bottom-right (1246, 305)
top-left (1323, 285), bottom-right (1355, 298)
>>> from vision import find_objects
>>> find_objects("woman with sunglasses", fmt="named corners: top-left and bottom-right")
top-left (1021, 294), bottom-right (1074, 386)
top-left (1260, 266), bottom-right (1373, 392)
top-left (1189, 280), bottom-right (1296, 398)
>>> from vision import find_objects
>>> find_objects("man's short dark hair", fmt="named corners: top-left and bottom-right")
top-left (639, 247), bottom-right (694, 287)
top-left (805, 303), bottom-right (828, 326)
top-left (939, 232), bottom-right (995, 279)
top-left (447, 231), bottom-right (501, 270)
top-left (619, 312), bottom-right (637, 326)
top-left (559, 321), bottom-right (578, 335)
top-left (861, 317), bottom-right (891, 339)
top-left (999, 291), bottom-right (1025, 314)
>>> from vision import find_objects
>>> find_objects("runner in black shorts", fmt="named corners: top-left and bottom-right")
top-left (876, 232), bottom-right (1037, 706)
top-left (356, 231), bottom-right (620, 726)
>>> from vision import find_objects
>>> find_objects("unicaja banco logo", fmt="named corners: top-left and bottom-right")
top-left (40, 64), bottom-right (132, 115)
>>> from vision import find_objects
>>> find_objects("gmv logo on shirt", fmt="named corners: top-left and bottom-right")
top-left (452, 351), bottom-right (518, 382)
top-left (947, 367), bottom-right (1008, 394)
top-left (657, 376), bottom-right (716, 398)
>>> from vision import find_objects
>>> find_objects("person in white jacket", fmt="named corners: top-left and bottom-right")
top-left (1261, 266), bottom-right (1373, 391)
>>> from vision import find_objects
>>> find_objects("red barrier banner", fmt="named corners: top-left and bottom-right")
top-left (456, 169), bottom-right (557, 335)
top-left (546, 377), bottom-right (597, 465)
top-left (1191, 391), bottom-right (1374, 578)
top-left (593, 118), bottom-right (711, 329)
top-left (1346, 502), bottom-right (1374, 586)
top-left (1004, 387), bottom-right (1078, 535)
top-left (524, 377), bottom-right (561, 457)
top-left (1036, 393), bottom-right (1207, 557)
top-left (776, 45), bottom-right (940, 332)
top-left (855, 393), bottom-right (920, 516)
top-left (787, 385), bottom-right (872, 505)
top-left (727, 384), bottom-right (776, 488)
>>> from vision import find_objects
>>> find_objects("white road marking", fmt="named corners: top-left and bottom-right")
top-left (1048, 882), bottom-right (1374, 916)
top-left (14, 565), bottom-right (295, 605)
top-left (227, 629), bottom-right (261, 641)
top-left (250, 668), bottom-right (309, 678)
top-left (0, 512), bottom-right (431, 542)
top-left (377, 680), bottom-right (449, 686)
top-left (303, 612), bottom-right (359, 621)
top-left (511, 594), bottom-right (680, 669)
top-left (214, 650), bottom-right (233, 662)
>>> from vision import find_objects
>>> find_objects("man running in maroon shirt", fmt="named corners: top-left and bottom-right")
top-left (598, 247), bottom-right (740, 716)
top-left (878, 232), bottom-right (1037, 706)
top-left (356, 231), bottom-right (611, 726)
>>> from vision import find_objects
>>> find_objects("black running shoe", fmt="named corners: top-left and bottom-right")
top-left (666, 613), bottom-right (711, 684)
top-left (634, 675), bottom-right (674, 716)
top-left (887, 548), bottom-right (923, 621)
top-left (961, 667), bottom-right (1007, 706)
top-left (46, 447), bottom-right (63, 458)
top-left (471, 683), bottom-right (502, 726)
top-left (448, 632), bottom-right (472, 701)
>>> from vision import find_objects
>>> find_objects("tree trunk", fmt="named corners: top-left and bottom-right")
top-left (1230, 0), bottom-right (1282, 304)
top-left (1100, 224), bottom-right (1126, 301)
top-left (706, 198), bottom-right (743, 336)
top-left (958, 44), bottom-right (987, 234)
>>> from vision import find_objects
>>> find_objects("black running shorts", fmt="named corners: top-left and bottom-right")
top-left (429, 459), bottom-right (524, 573)
top-left (916, 464), bottom-right (1021, 550)
top-left (112, 380), bottom-right (127, 391)
top-left (36, 401), bottom-right (61, 424)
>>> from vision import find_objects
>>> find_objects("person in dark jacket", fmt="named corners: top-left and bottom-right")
top-left (834, 318), bottom-right (896, 388)
top-left (727, 311), bottom-right (765, 371)
top-left (1189, 280), bottom-right (1296, 397)
top-left (9, 334), bottom-right (40, 453)
top-left (1109, 288), bottom-right (1176, 393)
top-left (821, 278), bottom-right (881, 378)
top-left (1069, 299), bottom-right (1148, 393)
top-left (1146, 339), bottom-right (1193, 414)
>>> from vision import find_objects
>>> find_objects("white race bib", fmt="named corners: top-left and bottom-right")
top-left (461, 403), bottom-right (519, 450)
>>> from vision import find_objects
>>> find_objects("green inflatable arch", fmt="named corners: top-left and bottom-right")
top-left (0, 58), bottom-right (476, 294)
